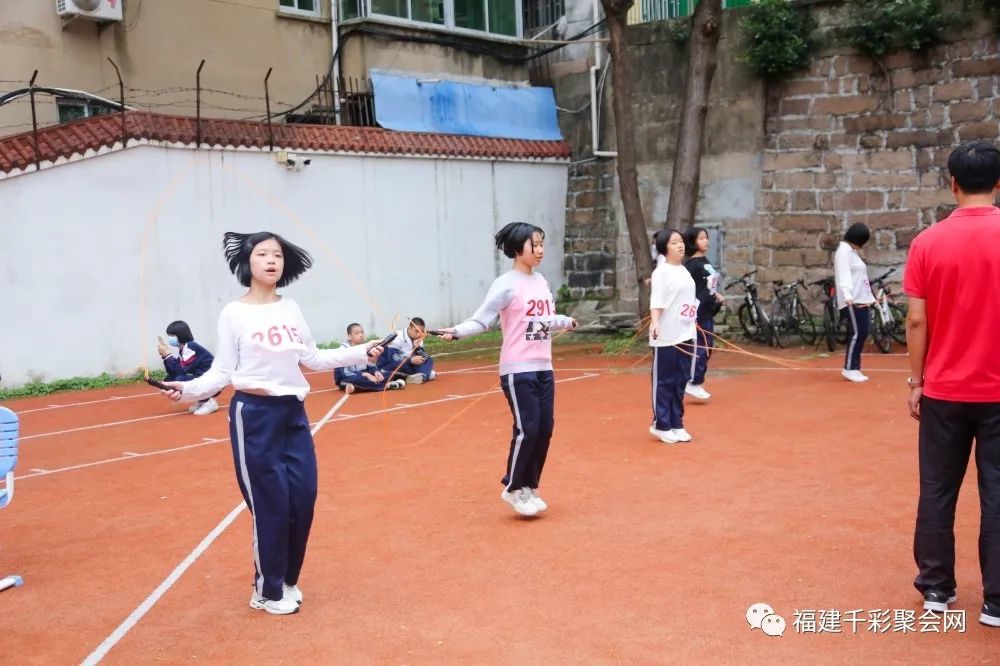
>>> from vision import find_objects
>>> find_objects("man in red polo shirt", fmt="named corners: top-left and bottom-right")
top-left (904, 139), bottom-right (1000, 627)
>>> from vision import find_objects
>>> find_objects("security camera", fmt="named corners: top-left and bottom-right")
top-left (277, 151), bottom-right (311, 171)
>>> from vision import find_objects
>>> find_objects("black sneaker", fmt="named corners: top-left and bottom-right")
top-left (980, 601), bottom-right (1000, 627)
top-left (923, 589), bottom-right (957, 613)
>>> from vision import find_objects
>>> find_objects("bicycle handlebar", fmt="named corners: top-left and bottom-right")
top-left (871, 267), bottom-right (897, 284)
top-left (725, 269), bottom-right (759, 290)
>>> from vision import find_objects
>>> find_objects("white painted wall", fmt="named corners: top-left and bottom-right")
top-left (0, 145), bottom-right (568, 386)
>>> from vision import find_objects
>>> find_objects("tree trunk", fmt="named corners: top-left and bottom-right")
top-left (601, 0), bottom-right (653, 319)
top-left (665, 0), bottom-right (723, 231)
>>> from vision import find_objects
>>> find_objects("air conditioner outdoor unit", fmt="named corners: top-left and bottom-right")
top-left (56, 0), bottom-right (123, 23)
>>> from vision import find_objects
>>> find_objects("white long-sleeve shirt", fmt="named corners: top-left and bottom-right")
top-left (181, 297), bottom-right (369, 402)
top-left (834, 241), bottom-right (875, 309)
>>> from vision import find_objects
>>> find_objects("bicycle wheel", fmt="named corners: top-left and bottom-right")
top-left (796, 302), bottom-right (818, 345)
top-left (738, 302), bottom-right (759, 339)
top-left (771, 302), bottom-right (790, 348)
top-left (757, 302), bottom-right (776, 347)
top-left (823, 303), bottom-right (836, 352)
top-left (836, 308), bottom-right (850, 344)
top-left (714, 301), bottom-right (729, 327)
top-left (888, 304), bottom-right (907, 345)
top-left (871, 306), bottom-right (892, 353)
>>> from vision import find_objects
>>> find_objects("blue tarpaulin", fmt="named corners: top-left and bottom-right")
top-left (370, 70), bottom-right (563, 141)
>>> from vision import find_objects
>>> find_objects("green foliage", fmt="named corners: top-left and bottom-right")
top-left (839, 0), bottom-right (962, 57)
top-left (666, 17), bottom-right (691, 43)
top-left (555, 283), bottom-right (574, 316)
top-left (0, 369), bottom-right (166, 400)
top-left (738, 0), bottom-right (817, 79)
top-left (601, 330), bottom-right (644, 355)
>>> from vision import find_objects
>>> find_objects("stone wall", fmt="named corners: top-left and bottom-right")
top-left (553, 2), bottom-right (1000, 312)
top-left (758, 30), bottom-right (1000, 293)
top-left (564, 160), bottom-right (617, 299)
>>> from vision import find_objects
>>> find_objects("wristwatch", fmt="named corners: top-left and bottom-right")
top-left (906, 377), bottom-right (924, 388)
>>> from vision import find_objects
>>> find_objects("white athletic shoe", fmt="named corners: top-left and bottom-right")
top-left (250, 591), bottom-right (299, 615)
top-left (406, 374), bottom-right (426, 385)
top-left (650, 425), bottom-right (680, 443)
top-left (672, 428), bottom-right (693, 442)
top-left (193, 397), bottom-right (219, 416)
top-left (525, 488), bottom-right (547, 512)
top-left (685, 384), bottom-right (711, 400)
top-left (386, 379), bottom-right (406, 390)
top-left (501, 488), bottom-right (538, 516)
top-left (187, 402), bottom-right (200, 413)
top-left (283, 583), bottom-right (303, 605)
top-left (428, 370), bottom-right (437, 381)
top-left (841, 369), bottom-right (869, 383)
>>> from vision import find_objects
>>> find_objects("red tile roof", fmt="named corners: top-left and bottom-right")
top-left (0, 111), bottom-right (571, 174)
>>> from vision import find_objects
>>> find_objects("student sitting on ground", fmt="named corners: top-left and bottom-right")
top-left (157, 320), bottom-right (220, 415)
top-left (379, 317), bottom-right (436, 384)
top-left (334, 323), bottom-right (405, 394)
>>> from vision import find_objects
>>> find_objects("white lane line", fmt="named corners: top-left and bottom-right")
top-left (79, 394), bottom-right (352, 666)
top-left (13, 353), bottom-right (502, 415)
top-left (20, 364), bottom-right (501, 441)
top-left (17, 373), bottom-right (601, 483)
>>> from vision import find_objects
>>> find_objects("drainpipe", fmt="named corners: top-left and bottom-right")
top-left (331, 0), bottom-right (342, 124)
top-left (591, 0), bottom-right (616, 158)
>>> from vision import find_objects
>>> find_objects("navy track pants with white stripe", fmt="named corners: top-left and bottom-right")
top-left (842, 305), bottom-right (871, 371)
top-left (229, 391), bottom-right (317, 602)
top-left (652, 343), bottom-right (691, 431)
top-left (500, 371), bottom-right (555, 491)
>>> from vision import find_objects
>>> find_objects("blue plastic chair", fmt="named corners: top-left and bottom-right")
top-left (0, 406), bottom-right (23, 593)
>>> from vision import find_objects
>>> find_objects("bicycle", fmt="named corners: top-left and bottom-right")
top-left (726, 269), bottom-right (774, 346)
top-left (810, 276), bottom-right (849, 352)
top-left (769, 279), bottom-right (817, 348)
top-left (869, 267), bottom-right (908, 353)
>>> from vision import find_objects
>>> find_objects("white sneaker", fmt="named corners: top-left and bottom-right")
top-left (428, 370), bottom-right (437, 381)
top-left (672, 428), bottom-right (692, 442)
top-left (658, 428), bottom-right (680, 444)
top-left (283, 583), bottom-right (303, 605)
top-left (406, 374), bottom-right (426, 385)
top-left (250, 591), bottom-right (299, 615)
top-left (187, 402), bottom-right (200, 413)
top-left (500, 488), bottom-right (538, 516)
top-left (650, 425), bottom-right (678, 442)
top-left (386, 379), bottom-right (406, 390)
top-left (841, 369), bottom-right (869, 383)
top-left (525, 488), bottom-right (547, 512)
top-left (685, 384), bottom-right (711, 400)
top-left (193, 397), bottom-right (219, 415)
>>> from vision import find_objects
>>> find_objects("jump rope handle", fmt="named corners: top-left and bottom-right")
top-left (368, 332), bottom-right (398, 358)
top-left (146, 377), bottom-right (174, 391)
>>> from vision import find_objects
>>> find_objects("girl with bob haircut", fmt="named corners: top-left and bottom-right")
top-left (157, 320), bottom-right (219, 415)
top-left (835, 222), bottom-right (876, 382)
top-left (159, 231), bottom-right (385, 615)
top-left (682, 226), bottom-right (724, 401)
top-left (438, 222), bottom-right (577, 517)
top-left (649, 228), bottom-right (698, 444)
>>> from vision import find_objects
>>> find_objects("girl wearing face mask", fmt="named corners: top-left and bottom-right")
top-left (157, 320), bottom-right (219, 415)
top-left (158, 231), bottom-right (386, 615)
top-left (649, 228), bottom-right (698, 444)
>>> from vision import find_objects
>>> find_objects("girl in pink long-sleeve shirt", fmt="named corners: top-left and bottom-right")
top-left (440, 223), bottom-right (577, 517)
